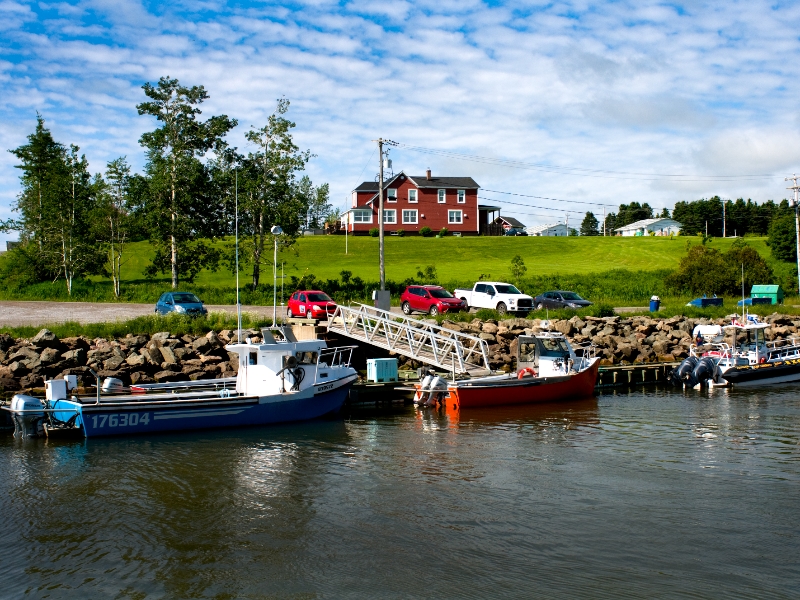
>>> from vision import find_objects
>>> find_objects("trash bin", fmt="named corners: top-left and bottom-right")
top-left (649, 296), bottom-right (661, 312)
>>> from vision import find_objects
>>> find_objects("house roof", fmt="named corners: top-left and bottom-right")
top-left (494, 216), bottom-right (526, 228)
top-left (614, 218), bottom-right (681, 232)
top-left (407, 176), bottom-right (480, 189)
top-left (527, 222), bottom-right (567, 234)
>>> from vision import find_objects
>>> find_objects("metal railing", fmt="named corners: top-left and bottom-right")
top-left (327, 304), bottom-right (491, 373)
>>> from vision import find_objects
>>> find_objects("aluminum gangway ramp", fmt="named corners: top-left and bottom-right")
top-left (327, 304), bottom-right (491, 374)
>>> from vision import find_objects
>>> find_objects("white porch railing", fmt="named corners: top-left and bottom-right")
top-left (327, 304), bottom-right (491, 373)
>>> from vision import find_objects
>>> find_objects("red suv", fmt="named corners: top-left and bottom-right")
top-left (288, 290), bottom-right (337, 319)
top-left (400, 285), bottom-right (466, 316)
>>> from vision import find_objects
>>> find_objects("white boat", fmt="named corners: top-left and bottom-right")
top-left (4, 327), bottom-right (358, 438)
top-left (669, 315), bottom-right (800, 388)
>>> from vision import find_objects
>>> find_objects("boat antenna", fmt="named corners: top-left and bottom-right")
top-left (236, 169), bottom-right (241, 343)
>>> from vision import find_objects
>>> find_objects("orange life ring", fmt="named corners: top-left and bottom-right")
top-left (517, 367), bottom-right (537, 379)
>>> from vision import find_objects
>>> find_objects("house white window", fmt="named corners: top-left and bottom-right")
top-left (352, 209), bottom-right (372, 224)
top-left (387, 189), bottom-right (397, 202)
top-left (448, 210), bottom-right (463, 224)
top-left (457, 190), bottom-right (465, 204)
top-left (402, 210), bottom-right (418, 224)
top-left (438, 189), bottom-right (446, 203)
top-left (408, 189), bottom-right (418, 203)
top-left (383, 209), bottom-right (396, 224)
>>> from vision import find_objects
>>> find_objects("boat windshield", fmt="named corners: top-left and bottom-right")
top-left (307, 293), bottom-right (332, 302)
top-left (495, 284), bottom-right (522, 294)
top-left (429, 288), bottom-right (454, 299)
top-left (560, 292), bottom-right (583, 301)
top-left (538, 337), bottom-right (571, 356)
top-left (173, 293), bottom-right (201, 304)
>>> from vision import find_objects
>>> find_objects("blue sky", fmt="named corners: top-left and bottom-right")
top-left (2, 0), bottom-right (800, 244)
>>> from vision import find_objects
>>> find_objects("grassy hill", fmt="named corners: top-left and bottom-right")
top-left (2, 234), bottom-right (793, 309)
top-left (119, 235), bottom-right (771, 285)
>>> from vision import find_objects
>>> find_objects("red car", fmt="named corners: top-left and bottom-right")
top-left (287, 290), bottom-right (337, 319)
top-left (400, 285), bottom-right (466, 316)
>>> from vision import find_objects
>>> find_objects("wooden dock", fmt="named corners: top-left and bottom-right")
top-left (597, 362), bottom-right (680, 388)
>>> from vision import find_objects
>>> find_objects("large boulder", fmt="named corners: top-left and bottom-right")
top-left (0, 333), bottom-right (15, 352)
top-left (153, 370), bottom-right (189, 383)
top-left (31, 329), bottom-right (61, 349)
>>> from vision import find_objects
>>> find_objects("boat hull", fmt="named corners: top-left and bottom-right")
top-left (720, 359), bottom-right (800, 387)
top-left (445, 359), bottom-right (600, 409)
top-left (78, 375), bottom-right (356, 437)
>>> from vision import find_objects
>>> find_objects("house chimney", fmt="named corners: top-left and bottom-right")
top-left (426, 168), bottom-right (431, 180)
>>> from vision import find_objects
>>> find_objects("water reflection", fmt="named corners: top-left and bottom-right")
top-left (0, 390), bottom-right (798, 598)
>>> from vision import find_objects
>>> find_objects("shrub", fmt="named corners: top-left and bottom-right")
top-left (439, 227), bottom-right (449, 237)
top-left (592, 303), bottom-right (615, 318)
top-left (767, 214), bottom-right (796, 262)
top-left (396, 229), bottom-right (405, 237)
top-left (369, 227), bottom-right (379, 237)
top-left (419, 226), bottom-right (433, 237)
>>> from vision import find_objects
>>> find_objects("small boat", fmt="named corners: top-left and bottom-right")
top-left (4, 327), bottom-right (358, 438)
top-left (669, 315), bottom-right (800, 388)
top-left (414, 331), bottom-right (600, 409)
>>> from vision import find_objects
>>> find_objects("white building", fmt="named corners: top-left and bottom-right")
top-left (527, 222), bottom-right (569, 236)
top-left (614, 218), bottom-right (681, 237)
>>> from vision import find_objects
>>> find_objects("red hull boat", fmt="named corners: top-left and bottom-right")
top-left (414, 331), bottom-right (600, 409)
top-left (446, 358), bottom-right (600, 408)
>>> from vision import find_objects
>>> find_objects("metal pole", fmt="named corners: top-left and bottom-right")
top-left (378, 138), bottom-right (385, 290)
top-left (722, 199), bottom-right (726, 238)
top-left (236, 170), bottom-right (241, 343)
top-left (273, 236), bottom-right (277, 325)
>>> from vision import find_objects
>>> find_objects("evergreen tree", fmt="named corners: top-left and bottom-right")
top-left (767, 214), bottom-right (797, 262)
top-left (580, 211), bottom-right (599, 236)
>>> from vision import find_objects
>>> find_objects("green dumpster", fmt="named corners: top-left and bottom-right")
top-left (750, 285), bottom-right (784, 305)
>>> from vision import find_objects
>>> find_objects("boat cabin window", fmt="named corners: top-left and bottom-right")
top-left (537, 337), bottom-right (571, 357)
top-left (295, 351), bottom-right (318, 365)
top-left (249, 351), bottom-right (258, 365)
top-left (519, 340), bottom-right (538, 363)
top-left (744, 328), bottom-right (766, 347)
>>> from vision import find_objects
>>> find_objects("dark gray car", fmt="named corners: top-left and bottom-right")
top-left (155, 292), bottom-right (208, 317)
top-left (533, 290), bottom-right (592, 310)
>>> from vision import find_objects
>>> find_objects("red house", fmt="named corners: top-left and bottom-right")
top-left (348, 170), bottom-right (481, 235)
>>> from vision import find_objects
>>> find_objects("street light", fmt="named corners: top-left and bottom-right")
top-left (271, 225), bottom-right (283, 325)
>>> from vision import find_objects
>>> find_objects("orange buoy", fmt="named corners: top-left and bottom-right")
top-left (517, 367), bottom-right (536, 379)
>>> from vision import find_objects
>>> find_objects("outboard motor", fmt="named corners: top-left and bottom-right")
top-left (10, 394), bottom-right (46, 438)
top-left (668, 356), bottom-right (699, 388)
top-left (415, 371), bottom-right (436, 405)
top-left (101, 377), bottom-right (125, 393)
top-left (415, 370), bottom-right (448, 407)
top-left (691, 356), bottom-right (718, 388)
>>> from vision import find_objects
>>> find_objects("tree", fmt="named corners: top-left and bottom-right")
top-left (509, 255), bottom-right (527, 282)
top-left (615, 202), bottom-right (653, 228)
top-left (9, 117), bottom-right (102, 293)
top-left (666, 239), bottom-right (773, 295)
top-left (767, 214), bottom-right (796, 263)
top-left (580, 212), bottom-right (599, 236)
top-left (296, 176), bottom-right (331, 228)
top-left (239, 98), bottom-right (312, 289)
top-left (137, 76), bottom-right (237, 288)
top-left (659, 207), bottom-right (670, 218)
top-left (94, 157), bottom-right (133, 297)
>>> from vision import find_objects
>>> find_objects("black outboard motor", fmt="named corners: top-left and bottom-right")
top-left (668, 356), bottom-right (698, 387)
top-left (691, 356), bottom-right (718, 387)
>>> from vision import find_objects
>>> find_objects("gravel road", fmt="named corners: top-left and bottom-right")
top-left (0, 301), bottom-right (286, 328)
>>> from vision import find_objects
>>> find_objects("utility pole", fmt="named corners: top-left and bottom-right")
top-left (785, 174), bottom-right (800, 295)
top-left (722, 199), bottom-right (726, 238)
top-left (377, 138), bottom-right (385, 291)
top-left (603, 206), bottom-right (606, 236)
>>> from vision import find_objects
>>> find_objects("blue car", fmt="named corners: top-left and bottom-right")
top-left (155, 292), bottom-right (208, 317)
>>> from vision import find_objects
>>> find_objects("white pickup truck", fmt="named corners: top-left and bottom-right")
top-left (454, 282), bottom-right (535, 316)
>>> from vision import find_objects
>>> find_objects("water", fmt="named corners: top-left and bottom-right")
top-left (1, 386), bottom-right (799, 599)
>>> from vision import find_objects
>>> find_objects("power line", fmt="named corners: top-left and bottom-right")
top-left (482, 188), bottom-right (617, 207)
top-left (396, 143), bottom-right (779, 182)
top-left (478, 196), bottom-right (597, 215)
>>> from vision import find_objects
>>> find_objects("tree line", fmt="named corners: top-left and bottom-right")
top-left (1, 77), bottom-right (336, 296)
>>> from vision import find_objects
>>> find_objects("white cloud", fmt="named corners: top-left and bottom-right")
top-left (1, 0), bottom-right (800, 246)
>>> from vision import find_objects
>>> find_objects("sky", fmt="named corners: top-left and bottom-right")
top-left (2, 0), bottom-right (800, 245)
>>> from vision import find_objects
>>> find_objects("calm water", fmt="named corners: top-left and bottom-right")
top-left (1, 386), bottom-right (799, 599)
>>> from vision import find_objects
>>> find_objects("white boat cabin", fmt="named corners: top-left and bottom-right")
top-left (228, 328), bottom-right (354, 397)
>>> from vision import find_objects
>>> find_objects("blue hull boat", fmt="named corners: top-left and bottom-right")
top-left (6, 327), bottom-right (358, 439)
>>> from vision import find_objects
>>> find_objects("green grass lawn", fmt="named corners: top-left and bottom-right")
top-left (119, 235), bottom-right (772, 285)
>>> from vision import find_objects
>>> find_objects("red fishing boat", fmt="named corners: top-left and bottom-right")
top-left (414, 331), bottom-right (600, 409)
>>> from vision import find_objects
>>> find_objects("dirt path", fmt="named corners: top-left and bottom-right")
top-left (0, 301), bottom-right (287, 328)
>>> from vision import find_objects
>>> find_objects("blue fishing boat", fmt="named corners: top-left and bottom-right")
top-left (5, 327), bottom-right (358, 438)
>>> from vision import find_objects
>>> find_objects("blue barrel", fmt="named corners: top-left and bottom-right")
top-left (649, 299), bottom-right (660, 312)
